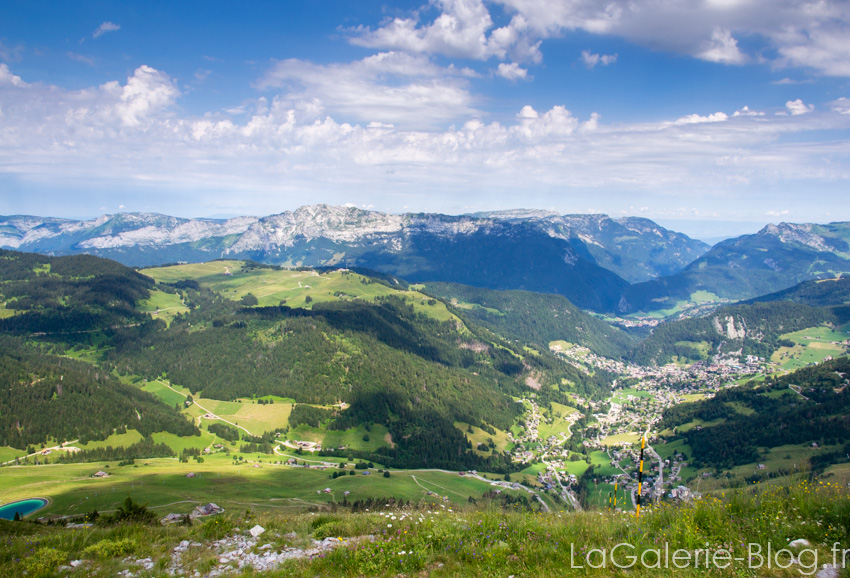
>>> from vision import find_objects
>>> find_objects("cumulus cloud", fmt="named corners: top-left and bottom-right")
top-left (1, 63), bottom-right (850, 218)
top-left (93, 21), bottom-right (120, 39)
top-left (786, 99), bottom-right (814, 115)
top-left (674, 112), bottom-right (729, 125)
top-left (495, 62), bottom-right (528, 80)
top-left (256, 51), bottom-right (479, 127)
top-left (697, 28), bottom-right (745, 64)
top-left (581, 50), bottom-right (617, 68)
top-left (343, 0), bottom-right (850, 79)
top-left (732, 106), bottom-right (764, 117)
top-left (348, 0), bottom-right (541, 63)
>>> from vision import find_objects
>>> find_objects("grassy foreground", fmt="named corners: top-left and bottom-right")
top-left (1, 479), bottom-right (848, 576)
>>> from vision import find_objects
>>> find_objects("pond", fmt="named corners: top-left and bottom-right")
top-left (0, 498), bottom-right (48, 520)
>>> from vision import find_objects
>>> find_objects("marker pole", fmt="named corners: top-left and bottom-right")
top-left (636, 437), bottom-right (645, 519)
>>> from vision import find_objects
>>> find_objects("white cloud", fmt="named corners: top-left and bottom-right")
top-left (348, 0), bottom-right (541, 63)
top-left (115, 65), bottom-right (180, 126)
top-left (732, 106), bottom-right (764, 117)
top-left (674, 112), bottom-right (729, 125)
top-left (581, 51), bottom-right (617, 69)
top-left (1, 63), bottom-right (850, 219)
top-left (832, 97), bottom-right (850, 115)
top-left (93, 21), bottom-right (120, 39)
top-left (495, 62), bottom-right (528, 80)
top-left (0, 63), bottom-right (27, 87)
top-left (256, 52), bottom-right (479, 127)
top-left (766, 209), bottom-right (790, 217)
top-left (786, 99), bottom-right (814, 115)
top-left (697, 28), bottom-right (745, 64)
top-left (493, 0), bottom-right (850, 75)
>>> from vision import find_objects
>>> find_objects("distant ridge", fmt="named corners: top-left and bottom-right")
top-left (0, 205), bottom-right (708, 312)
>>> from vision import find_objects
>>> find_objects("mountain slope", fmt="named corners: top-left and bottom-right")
top-left (0, 249), bottom-right (154, 336)
top-left (627, 300), bottom-right (839, 365)
top-left (473, 211), bottom-right (709, 283)
top-left (423, 281), bottom-right (636, 358)
top-left (746, 276), bottom-right (850, 308)
top-left (621, 222), bottom-right (850, 313)
top-left (0, 336), bottom-right (197, 449)
top-left (659, 357), bottom-right (850, 470)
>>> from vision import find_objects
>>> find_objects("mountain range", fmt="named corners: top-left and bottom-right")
top-left (3, 205), bottom-right (850, 313)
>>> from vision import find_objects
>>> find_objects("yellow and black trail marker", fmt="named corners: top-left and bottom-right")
top-left (636, 436), bottom-right (646, 519)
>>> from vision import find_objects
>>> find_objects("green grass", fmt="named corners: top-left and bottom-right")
top-left (679, 393), bottom-right (708, 403)
top-left (75, 430), bottom-right (145, 451)
top-left (455, 422), bottom-right (513, 454)
top-left (0, 446), bottom-right (27, 463)
top-left (140, 263), bottom-right (461, 324)
top-left (724, 401), bottom-right (755, 416)
top-left (136, 289), bottom-right (189, 326)
top-left (559, 457), bottom-right (590, 477)
top-left (535, 402), bottom-right (580, 443)
top-left (600, 433), bottom-right (642, 447)
top-left (673, 340), bottom-right (711, 358)
top-left (150, 431), bottom-right (217, 453)
top-left (611, 388), bottom-right (654, 404)
top-left (197, 397), bottom-right (292, 436)
top-left (771, 325), bottom-right (850, 370)
top-left (142, 381), bottom-right (188, 408)
top-left (2, 478), bottom-right (849, 577)
top-left (0, 455), bottom-right (514, 520)
top-left (317, 425), bottom-right (390, 453)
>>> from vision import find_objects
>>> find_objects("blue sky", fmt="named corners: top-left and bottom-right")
top-left (1, 0), bottom-right (850, 239)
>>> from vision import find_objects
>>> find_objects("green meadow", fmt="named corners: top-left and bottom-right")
top-left (771, 325), bottom-right (850, 370)
top-left (136, 289), bottom-right (189, 326)
top-left (0, 454), bottom-right (531, 520)
top-left (140, 262), bottom-right (460, 324)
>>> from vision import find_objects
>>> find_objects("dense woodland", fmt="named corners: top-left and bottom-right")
top-left (0, 249), bottom-right (154, 336)
top-left (747, 276), bottom-right (850, 308)
top-left (659, 357), bottom-right (850, 469)
top-left (0, 336), bottom-right (197, 449)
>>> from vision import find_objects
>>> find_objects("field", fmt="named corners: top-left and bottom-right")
top-left (599, 432), bottom-right (642, 446)
top-left (140, 263), bottom-right (460, 324)
top-left (285, 424), bottom-right (390, 453)
top-left (142, 379), bottom-right (293, 439)
top-left (0, 454), bottom-right (531, 520)
top-left (136, 289), bottom-right (189, 326)
top-left (724, 442), bottom-right (845, 480)
top-left (611, 388), bottom-right (654, 404)
top-left (455, 422), bottom-right (513, 454)
top-left (771, 325), bottom-right (850, 370)
top-left (75, 430), bottom-right (145, 451)
top-left (627, 290), bottom-right (724, 319)
top-left (536, 402), bottom-right (579, 441)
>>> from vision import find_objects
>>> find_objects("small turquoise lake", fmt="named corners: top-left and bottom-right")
top-left (0, 498), bottom-right (48, 520)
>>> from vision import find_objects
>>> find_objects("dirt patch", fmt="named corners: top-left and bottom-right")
top-left (384, 432), bottom-right (395, 449)
top-left (459, 340), bottom-right (489, 353)
top-left (524, 373), bottom-right (542, 390)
